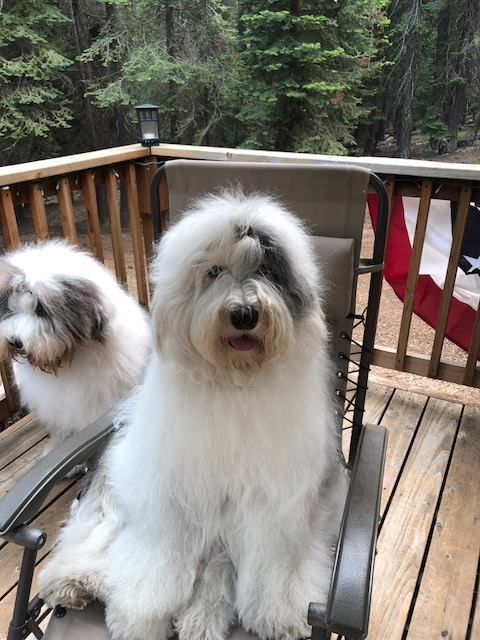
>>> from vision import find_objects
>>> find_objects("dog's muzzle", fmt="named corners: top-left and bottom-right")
top-left (230, 306), bottom-right (258, 331)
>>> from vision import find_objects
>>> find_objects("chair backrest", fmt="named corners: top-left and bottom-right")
top-left (154, 160), bottom-right (384, 460)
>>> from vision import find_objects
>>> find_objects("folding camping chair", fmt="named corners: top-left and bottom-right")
top-left (0, 160), bottom-right (389, 640)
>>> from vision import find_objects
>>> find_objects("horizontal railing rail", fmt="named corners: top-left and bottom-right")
top-left (0, 143), bottom-right (478, 426)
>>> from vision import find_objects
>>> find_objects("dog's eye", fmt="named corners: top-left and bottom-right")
top-left (35, 300), bottom-right (48, 317)
top-left (207, 266), bottom-right (223, 279)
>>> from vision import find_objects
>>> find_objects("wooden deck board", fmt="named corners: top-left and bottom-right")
top-left (0, 436), bottom-right (50, 500)
top-left (377, 389), bottom-right (428, 515)
top-left (367, 397), bottom-right (463, 640)
top-left (0, 382), bottom-right (478, 640)
top-left (406, 405), bottom-right (480, 639)
top-left (0, 415), bottom-right (47, 474)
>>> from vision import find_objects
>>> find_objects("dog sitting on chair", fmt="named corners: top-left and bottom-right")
top-left (0, 241), bottom-right (150, 442)
top-left (39, 194), bottom-right (348, 640)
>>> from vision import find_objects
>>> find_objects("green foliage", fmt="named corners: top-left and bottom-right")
top-left (0, 0), bottom-right (73, 158)
top-left (420, 110), bottom-right (450, 153)
top-left (0, 0), bottom-right (477, 162)
top-left (237, 0), bottom-right (388, 153)
top-left (370, 0), bottom-right (480, 157)
top-left (76, 0), bottom-right (241, 147)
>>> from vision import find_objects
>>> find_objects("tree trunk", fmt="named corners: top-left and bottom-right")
top-left (166, 2), bottom-right (177, 140)
top-left (441, 0), bottom-right (471, 152)
top-left (68, 0), bottom-right (98, 149)
top-left (274, 0), bottom-right (301, 151)
top-left (393, 0), bottom-right (421, 158)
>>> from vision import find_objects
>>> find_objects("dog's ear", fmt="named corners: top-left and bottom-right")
top-left (54, 277), bottom-right (109, 343)
top-left (0, 259), bottom-right (23, 320)
top-left (0, 258), bottom-right (23, 292)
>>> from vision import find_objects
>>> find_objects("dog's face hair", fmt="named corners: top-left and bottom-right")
top-left (151, 191), bottom-right (326, 384)
top-left (255, 230), bottom-right (316, 318)
top-left (0, 265), bottom-right (107, 374)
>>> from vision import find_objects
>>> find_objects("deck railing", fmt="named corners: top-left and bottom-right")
top-left (0, 143), bottom-right (479, 424)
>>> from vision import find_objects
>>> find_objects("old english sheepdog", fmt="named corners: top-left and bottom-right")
top-left (39, 193), bottom-right (349, 640)
top-left (0, 241), bottom-right (150, 441)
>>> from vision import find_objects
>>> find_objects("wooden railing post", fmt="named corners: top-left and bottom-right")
top-left (27, 183), bottom-right (49, 241)
top-left (57, 177), bottom-right (78, 244)
top-left (104, 169), bottom-right (127, 286)
top-left (0, 187), bottom-right (21, 417)
top-left (0, 187), bottom-right (21, 250)
top-left (428, 186), bottom-right (472, 378)
top-left (395, 179), bottom-right (433, 370)
top-left (81, 170), bottom-right (104, 262)
top-left (123, 163), bottom-right (149, 306)
top-left (136, 161), bottom-right (155, 264)
top-left (464, 303), bottom-right (480, 386)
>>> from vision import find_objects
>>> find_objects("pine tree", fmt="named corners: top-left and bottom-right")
top-left (0, 0), bottom-right (73, 160)
top-left (78, 0), bottom-right (240, 146)
top-left (437, 0), bottom-right (479, 151)
top-left (237, 0), bottom-right (387, 154)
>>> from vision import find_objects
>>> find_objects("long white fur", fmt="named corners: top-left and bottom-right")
top-left (0, 241), bottom-right (150, 440)
top-left (39, 194), bottom-right (349, 640)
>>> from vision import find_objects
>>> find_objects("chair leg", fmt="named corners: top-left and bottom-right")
top-left (311, 626), bottom-right (331, 640)
top-left (8, 546), bottom-right (40, 640)
top-left (6, 528), bottom-right (46, 640)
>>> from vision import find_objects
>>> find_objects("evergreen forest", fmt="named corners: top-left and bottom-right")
top-left (0, 0), bottom-right (479, 165)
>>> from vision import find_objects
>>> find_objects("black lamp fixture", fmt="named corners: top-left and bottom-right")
top-left (135, 104), bottom-right (159, 146)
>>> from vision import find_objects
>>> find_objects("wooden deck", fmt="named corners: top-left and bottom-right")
top-left (0, 382), bottom-right (479, 640)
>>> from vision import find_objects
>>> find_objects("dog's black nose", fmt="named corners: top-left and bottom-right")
top-left (230, 306), bottom-right (258, 330)
top-left (9, 337), bottom-right (23, 350)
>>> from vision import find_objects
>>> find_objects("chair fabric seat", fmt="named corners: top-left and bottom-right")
top-left (43, 603), bottom-right (258, 640)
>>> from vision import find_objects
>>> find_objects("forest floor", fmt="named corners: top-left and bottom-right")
top-left (375, 125), bottom-right (480, 164)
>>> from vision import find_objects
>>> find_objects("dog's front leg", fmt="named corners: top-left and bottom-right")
top-left (175, 544), bottom-right (236, 640)
top-left (104, 525), bottom-right (201, 640)
top-left (235, 516), bottom-right (333, 640)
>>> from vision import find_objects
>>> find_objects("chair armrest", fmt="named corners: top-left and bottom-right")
top-left (0, 412), bottom-right (114, 537)
top-left (309, 423), bottom-right (387, 639)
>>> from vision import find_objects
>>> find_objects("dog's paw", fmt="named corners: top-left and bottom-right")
top-left (106, 604), bottom-right (172, 640)
top-left (242, 617), bottom-right (310, 640)
top-left (239, 601), bottom-right (310, 640)
top-left (40, 576), bottom-right (92, 610)
top-left (175, 599), bottom-right (233, 640)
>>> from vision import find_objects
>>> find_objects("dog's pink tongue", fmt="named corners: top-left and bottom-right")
top-left (27, 354), bottom-right (40, 367)
top-left (229, 336), bottom-right (257, 351)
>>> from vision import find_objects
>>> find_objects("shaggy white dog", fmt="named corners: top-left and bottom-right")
top-left (0, 241), bottom-right (150, 441)
top-left (40, 194), bottom-right (349, 640)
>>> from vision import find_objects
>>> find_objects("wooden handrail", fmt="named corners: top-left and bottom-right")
top-left (2, 143), bottom-right (480, 188)
top-left (149, 143), bottom-right (480, 180)
top-left (0, 145), bottom-right (150, 187)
